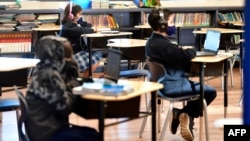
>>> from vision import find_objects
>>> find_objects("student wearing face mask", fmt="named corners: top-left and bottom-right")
top-left (146, 8), bottom-right (217, 141)
top-left (60, 3), bottom-right (102, 78)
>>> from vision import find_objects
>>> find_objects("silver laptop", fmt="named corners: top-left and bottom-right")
top-left (196, 30), bottom-right (221, 56)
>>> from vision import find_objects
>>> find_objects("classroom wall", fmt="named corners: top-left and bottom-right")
top-left (0, 0), bottom-right (245, 10)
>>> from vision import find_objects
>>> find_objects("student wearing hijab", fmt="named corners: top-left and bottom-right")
top-left (25, 36), bottom-right (99, 141)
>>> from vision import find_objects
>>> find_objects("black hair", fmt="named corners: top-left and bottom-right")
top-left (148, 8), bottom-right (172, 31)
top-left (61, 3), bottom-right (82, 24)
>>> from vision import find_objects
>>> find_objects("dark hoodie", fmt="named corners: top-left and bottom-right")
top-left (25, 36), bottom-right (79, 141)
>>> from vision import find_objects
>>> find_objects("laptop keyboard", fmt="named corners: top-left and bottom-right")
top-left (196, 51), bottom-right (216, 56)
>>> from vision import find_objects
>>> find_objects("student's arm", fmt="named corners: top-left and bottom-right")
top-left (151, 40), bottom-right (196, 65)
top-left (70, 26), bottom-right (95, 36)
top-left (78, 17), bottom-right (93, 27)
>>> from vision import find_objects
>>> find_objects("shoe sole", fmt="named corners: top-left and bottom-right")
top-left (179, 113), bottom-right (194, 141)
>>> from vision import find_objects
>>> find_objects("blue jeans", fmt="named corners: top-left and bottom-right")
top-left (161, 80), bottom-right (217, 118)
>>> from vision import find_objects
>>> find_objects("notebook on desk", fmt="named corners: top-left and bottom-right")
top-left (196, 30), bottom-right (221, 56)
top-left (81, 48), bottom-right (134, 96)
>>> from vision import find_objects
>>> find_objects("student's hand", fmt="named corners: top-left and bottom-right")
top-left (91, 27), bottom-right (98, 33)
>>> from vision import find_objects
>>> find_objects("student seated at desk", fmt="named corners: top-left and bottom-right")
top-left (146, 8), bottom-right (217, 141)
top-left (25, 36), bottom-right (99, 141)
top-left (60, 3), bottom-right (103, 78)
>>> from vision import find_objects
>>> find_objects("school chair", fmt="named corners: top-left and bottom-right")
top-left (139, 58), bottom-right (209, 141)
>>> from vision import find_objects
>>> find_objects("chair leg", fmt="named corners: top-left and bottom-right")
top-left (238, 91), bottom-right (243, 106)
top-left (16, 109), bottom-right (20, 141)
top-left (157, 99), bottom-right (162, 133)
top-left (138, 75), bottom-right (151, 138)
top-left (159, 103), bottom-right (173, 141)
top-left (138, 99), bottom-right (151, 138)
top-left (203, 99), bottom-right (209, 141)
top-left (229, 57), bottom-right (236, 87)
top-left (220, 76), bottom-right (224, 90)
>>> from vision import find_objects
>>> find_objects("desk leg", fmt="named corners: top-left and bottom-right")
top-left (98, 101), bottom-right (105, 141)
top-left (199, 63), bottom-right (205, 141)
top-left (87, 37), bottom-right (93, 79)
top-left (223, 59), bottom-right (229, 118)
top-left (151, 91), bottom-right (157, 141)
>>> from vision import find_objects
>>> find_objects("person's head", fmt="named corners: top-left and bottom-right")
top-left (34, 36), bottom-right (71, 71)
top-left (148, 8), bottom-right (173, 33)
top-left (61, 3), bottom-right (83, 24)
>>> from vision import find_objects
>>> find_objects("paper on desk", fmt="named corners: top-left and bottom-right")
top-left (80, 80), bottom-right (134, 96)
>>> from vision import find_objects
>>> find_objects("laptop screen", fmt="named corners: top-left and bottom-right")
top-left (204, 30), bottom-right (221, 52)
top-left (178, 27), bottom-right (197, 46)
top-left (105, 48), bottom-right (122, 83)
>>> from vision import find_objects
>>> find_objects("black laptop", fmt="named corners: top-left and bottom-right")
top-left (81, 48), bottom-right (134, 95)
top-left (196, 30), bottom-right (221, 56)
top-left (103, 48), bottom-right (122, 83)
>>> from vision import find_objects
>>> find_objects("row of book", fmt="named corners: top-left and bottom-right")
top-left (81, 14), bottom-right (119, 29)
top-left (143, 12), bottom-right (211, 27)
top-left (0, 33), bottom-right (32, 53)
top-left (0, 13), bottom-right (59, 31)
top-left (218, 12), bottom-right (244, 23)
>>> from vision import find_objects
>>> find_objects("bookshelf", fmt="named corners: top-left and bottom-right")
top-left (0, 9), bottom-right (63, 55)
top-left (0, 5), bottom-right (245, 54)
top-left (217, 7), bottom-right (244, 25)
top-left (82, 8), bottom-right (142, 31)
top-left (0, 31), bottom-right (32, 54)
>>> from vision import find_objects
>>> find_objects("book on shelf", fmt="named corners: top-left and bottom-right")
top-left (81, 14), bottom-right (119, 29)
top-left (143, 12), bottom-right (211, 26)
top-left (218, 12), bottom-right (244, 23)
top-left (0, 32), bottom-right (32, 53)
top-left (0, 4), bottom-right (21, 10)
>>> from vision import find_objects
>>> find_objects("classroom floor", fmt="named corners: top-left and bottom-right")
top-left (0, 68), bottom-right (242, 141)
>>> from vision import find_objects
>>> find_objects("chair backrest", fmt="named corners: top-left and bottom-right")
top-left (146, 58), bottom-right (166, 83)
top-left (14, 85), bottom-right (30, 141)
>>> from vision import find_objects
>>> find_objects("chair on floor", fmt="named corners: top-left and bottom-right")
top-left (139, 58), bottom-right (209, 141)
top-left (225, 34), bottom-right (242, 87)
top-left (14, 86), bottom-right (30, 141)
top-left (0, 92), bottom-right (20, 140)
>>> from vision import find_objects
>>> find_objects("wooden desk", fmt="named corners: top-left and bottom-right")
top-left (107, 38), bottom-right (147, 48)
top-left (194, 27), bottom-right (244, 86)
top-left (134, 24), bottom-right (151, 39)
top-left (192, 52), bottom-right (233, 141)
top-left (32, 25), bottom-right (61, 31)
top-left (192, 52), bottom-right (233, 117)
top-left (81, 32), bottom-right (133, 78)
top-left (134, 24), bottom-right (151, 29)
top-left (193, 27), bottom-right (244, 34)
top-left (233, 23), bottom-right (245, 27)
top-left (0, 57), bottom-right (39, 95)
top-left (107, 38), bottom-right (147, 68)
top-left (73, 80), bottom-right (163, 141)
top-left (32, 25), bottom-right (61, 46)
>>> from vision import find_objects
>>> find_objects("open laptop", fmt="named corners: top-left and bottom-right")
top-left (103, 48), bottom-right (122, 83)
top-left (196, 30), bottom-right (221, 56)
top-left (81, 48), bottom-right (134, 95)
